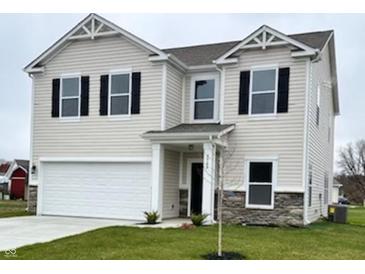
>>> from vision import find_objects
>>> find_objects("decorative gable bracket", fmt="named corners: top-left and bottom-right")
top-left (24, 13), bottom-right (169, 74)
top-left (214, 25), bottom-right (319, 65)
top-left (69, 17), bottom-right (118, 40)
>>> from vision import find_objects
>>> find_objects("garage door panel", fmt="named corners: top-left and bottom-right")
top-left (41, 162), bottom-right (151, 220)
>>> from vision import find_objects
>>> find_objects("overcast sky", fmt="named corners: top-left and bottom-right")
top-left (0, 13), bottom-right (363, 165)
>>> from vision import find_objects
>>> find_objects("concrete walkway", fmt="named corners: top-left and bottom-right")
top-left (0, 216), bottom-right (190, 251)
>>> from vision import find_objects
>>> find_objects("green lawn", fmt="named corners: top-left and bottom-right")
top-left (2, 206), bottom-right (364, 260)
top-left (0, 200), bottom-right (32, 218)
top-left (348, 207), bottom-right (365, 226)
top-left (5, 207), bottom-right (365, 260)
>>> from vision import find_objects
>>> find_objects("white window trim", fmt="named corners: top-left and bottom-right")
top-left (59, 73), bottom-right (81, 120)
top-left (245, 158), bottom-right (278, 210)
top-left (248, 66), bottom-right (279, 117)
top-left (108, 69), bottom-right (132, 119)
top-left (190, 73), bottom-right (219, 123)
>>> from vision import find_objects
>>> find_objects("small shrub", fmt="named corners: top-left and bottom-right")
top-left (144, 211), bottom-right (160, 224)
top-left (191, 213), bottom-right (207, 226)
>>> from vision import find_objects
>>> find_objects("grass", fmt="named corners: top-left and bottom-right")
top-left (1, 205), bottom-right (364, 260)
top-left (4, 207), bottom-right (365, 260)
top-left (348, 206), bottom-right (365, 226)
top-left (0, 200), bottom-right (32, 218)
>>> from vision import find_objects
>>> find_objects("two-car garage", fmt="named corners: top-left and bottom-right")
top-left (38, 161), bottom-right (151, 221)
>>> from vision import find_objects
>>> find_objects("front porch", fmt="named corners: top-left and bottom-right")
top-left (143, 123), bottom-right (235, 223)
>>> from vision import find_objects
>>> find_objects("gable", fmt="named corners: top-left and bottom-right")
top-left (24, 13), bottom-right (167, 73)
top-left (215, 25), bottom-right (320, 64)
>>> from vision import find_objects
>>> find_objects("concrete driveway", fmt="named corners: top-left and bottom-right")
top-left (0, 216), bottom-right (135, 251)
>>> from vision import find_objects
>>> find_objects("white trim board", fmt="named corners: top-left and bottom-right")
top-left (214, 25), bottom-right (318, 64)
top-left (24, 13), bottom-right (168, 73)
top-left (38, 157), bottom-right (152, 163)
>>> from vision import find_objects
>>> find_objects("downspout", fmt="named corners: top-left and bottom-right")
top-left (303, 58), bottom-right (312, 225)
top-left (215, 65), bottom-right (225, 124)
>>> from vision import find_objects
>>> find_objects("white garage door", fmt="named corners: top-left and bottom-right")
top-left (40, 161), bottom-right (151, 220)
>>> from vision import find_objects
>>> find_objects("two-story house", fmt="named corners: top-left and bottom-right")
top-left (24, 13), bottom-right (339, 226)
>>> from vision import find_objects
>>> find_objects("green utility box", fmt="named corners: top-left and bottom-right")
top-left (328, 204), bottom-right (348, 224)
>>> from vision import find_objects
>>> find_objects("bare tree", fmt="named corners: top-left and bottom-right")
top-left (337, 140), bottom-right (365, 203)
top-left (216, 142), bottom-right (241, 257)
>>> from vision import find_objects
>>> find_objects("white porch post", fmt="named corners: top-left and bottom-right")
top-left (151, 143), bottom-right (164, 219)
top-left (202, 142), bottom-right (216, 224)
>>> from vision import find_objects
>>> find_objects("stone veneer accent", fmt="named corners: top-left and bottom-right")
top-left (179, 189), bottom-right (188, 217)
top-left (179, 189), bottom-right (304, 226)
top-left (27, 185), bottom-right (38, 214)
top-left (222, 191), bottom-right (304, 227)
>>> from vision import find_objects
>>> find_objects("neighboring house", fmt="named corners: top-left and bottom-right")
top-left (0, 162), bottom-right (10, 183)
top-left (8, 160), bottom-right (29, 200)
top-left (24, 14), bottom-right (339, 226)
top-left (0, 162), bottom-right (11, 198)
top-left (332, 179), bottom-right (342, 204)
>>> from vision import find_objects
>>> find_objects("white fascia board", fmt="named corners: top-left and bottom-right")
top-left (39, 156), bottom-right (152, 163)
top-left (149, 54), bottom-right (188, 72)
top-left (24, 13), bottom-right (167, 74)
top-left (213, 58), bottom-right (238, 65)
top-left (215, 25), bottom-right (318, 64)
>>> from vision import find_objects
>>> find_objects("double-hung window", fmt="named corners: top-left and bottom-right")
top-left (250, 67), bottom-right (278, 115)
top-left (246, 160), bottom-right (276, 209)
top-left (191, 74), bottom-right (218, 122)
top-left (61, 76), bottom-right (81, 117)
top-left (109, 72), bottom-right (131, 116)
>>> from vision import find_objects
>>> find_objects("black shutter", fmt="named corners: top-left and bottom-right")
top-left (277, 67), bottom-right (290, 113)
top-left (80, 76), bottom-right (89, 116)
top-left (52, 78), bottom-right (60, 117)
top-left (100, 75), bottom-right (109, 116)
top-left (131, 72), bottom-right (141, 114)
top-left (239, 71), bottom-right (250, 114)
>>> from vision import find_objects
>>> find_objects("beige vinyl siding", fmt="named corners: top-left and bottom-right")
top-left (165, 64), bottom-right (183, 128)
top-left (163, 149), bottom-right (180, 218)
top-left (223, 47), bottom-right (307, 191)
top-left (306, 44), bottom-right (335, 222)
top-left (32, 36), bottom-right (162, 179)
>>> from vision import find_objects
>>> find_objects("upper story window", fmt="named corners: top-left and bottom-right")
top-left (109, 72), bottom-right (131, 116)
top-left (246, 159), bottom-right (277, 209)
top-left (61, 76), bottom-right (80, 117)
top-left (250, 68), bottom-right (278, 115)
top-left (191, 74), bottom-right (219, 122)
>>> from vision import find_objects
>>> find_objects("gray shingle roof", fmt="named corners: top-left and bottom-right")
top-left (15, 159), bottom-right (29, 172)
top-left (144, 123), bottom-right (235, 135)
top-left (163, 30), bottom-right (333, 66)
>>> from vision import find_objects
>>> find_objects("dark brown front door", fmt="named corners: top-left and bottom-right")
top-left (190, 163), bottom-right (203, 215)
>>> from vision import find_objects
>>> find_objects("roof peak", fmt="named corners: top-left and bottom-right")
top-left (163, 29), bottom-right (333, 52)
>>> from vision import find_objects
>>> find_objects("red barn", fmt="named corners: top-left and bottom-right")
top-left (9, 160), bottom-right (29, 200)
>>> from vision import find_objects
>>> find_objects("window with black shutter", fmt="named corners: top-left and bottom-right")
top-left (60, 76), bottom-right (80, 117)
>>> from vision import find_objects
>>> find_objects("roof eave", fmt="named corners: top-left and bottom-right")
top-left (24, 13), bottom-right (168, 74)
top-left (214, 25), bottom-right (319, 64)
